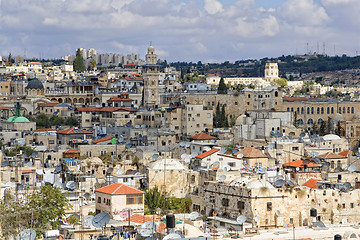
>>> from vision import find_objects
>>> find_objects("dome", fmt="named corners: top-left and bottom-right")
top-left (246, 179), bottom-right (275, 189)
top-left (323, 134), bottom-right (341, 141)
top-left (331, 113), bottom-right (343, 122)
top-left (26, 78), bottom-right (44, 89)
top-left (6, 116), bottom-right (30, 123)
top-left (353, 113), bottom-right (360, 121)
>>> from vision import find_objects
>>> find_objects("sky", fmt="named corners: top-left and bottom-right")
top-left (0, 0), bottom-right (359, 63)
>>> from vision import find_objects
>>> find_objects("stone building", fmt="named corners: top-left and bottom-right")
top-left (203, 179), bottom-right (360, 229)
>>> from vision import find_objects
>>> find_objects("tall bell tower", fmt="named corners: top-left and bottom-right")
top-left (143, 45), bottom-right (160, 108)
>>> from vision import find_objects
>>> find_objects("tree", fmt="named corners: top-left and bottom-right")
top-left (335, 121), bottom-right (342, 136)
top-left (89, 59), bottom-right (97, 70)
top-left (293, 112), bottom-right (298, 127)
top-left (319, 120), bottom-right (326, 136)
top-left (49, 115), bottom-right (64, 127)
top-left (217, 77), bottom-right (227, 94)
top-left (270, 78), bottom-right (288, 88)
top-left (65, 117), bottom-right (79, 127)
top-left (145, 186), bottom-right (167, 214)
top-left (73, 48), bottom-right (85, 72)
top-left (0, 185), bottom-right (69, 238)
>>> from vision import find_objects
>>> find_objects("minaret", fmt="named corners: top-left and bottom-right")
top-left (143, 45), bottom-right (160, 108)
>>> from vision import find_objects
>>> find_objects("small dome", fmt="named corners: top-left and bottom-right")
top-left (246, 179), bottom-right (275, 189)
top-left (323, 134), bottom-right (341, 141)
top-left (26, 78), bottom-right (44, 89)
top-left (331, 113), bottom-right (343, 122)
top-left (7, 116), bottom-right (30, 123)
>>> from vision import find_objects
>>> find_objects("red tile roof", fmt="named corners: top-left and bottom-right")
top-left (123, 63), bottom-right (137, 67)
top-left (196, 148), bottom-right (220, 159)
top-left (40, 102), bottom-right (59, 107)
top-left (34, 128), bottom-right (57, 132)
top-left (125, 77), bottom-right (143, 81)
top-left (338, 150), bottom-right (352, 158)
top-left (303, 179), bottom-right (321, 189)
top-left (317, 152), bottom-right (344, 159)
top-left (124, 214), bottom-right (165, 232)
top-left (283, 160), bottom-right (320, 168)
top-left (93, 136), bottom-right (115, 144)
top-left (96, 183), bottom-right (143, 195)
top-left (57, 127), bottom-right (92, 134)
top-left (120, 92), bottom-right (129, 96)
top-left (107, 97), bottom-right (134, 102)
top-left (283, 96), bottom-right (308, 102)
top-left (63, 149), bottom-right (80, 154)
top-left (238, 147), bottom-right (267, 158)
top-left (76, 107), bottom-right (126, 112)
top-left (0, 106), bottom-right (13, 110)
top-left (192, 132), bottom-right (217, 140)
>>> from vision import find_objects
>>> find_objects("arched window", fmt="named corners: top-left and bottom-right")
top-left (318, 118), bottom-right (324, 124)
top-left (337, 160), bottom-right (341, 169)
top-left (321, 107), bottom-right (324, 114)
top-left (347, 107), bottom-right (350, 114)
top-left (331, 107), bottom-right (334, 114)
top-left (339, 107), bottom-right (341, 114)
top-left (275, 91), bottom-right (278, 97)
top-left (327, 107), bottom-right (330, 114)
top-left (307, 107), bottom-right (310, 114)
top-left (311, 107), bottom-right (314, 114)
top-left (297, 119), bottom-right (304, 125)
top-left (301, 107), bottom-right (304, 114)
top-left (291, 107), bottom-right (294, 112)
top-left (317, 107), bottom-right (320, 114)
top-left (297, 107), bottom-right (300, 114)
top-left (352, 107), bottom-right (354, 114)
top-left (287, 107), bottom-right (290, 112)
top-left (307, 118), bottom-right (314, 124)
top-left (343, 107), bottom-right (345, 114)
top-left (331, 161), bottom-right (335, 169)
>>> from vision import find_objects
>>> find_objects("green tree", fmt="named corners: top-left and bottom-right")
top-left (34, 113), bottom-right (51, 128)
top-left (335, 121), bottom-right (342, 136)
top-left (73, 49), bottom-right (85, 72)
top-left (67, 215), bottom-right (79, 227)
top-left (293, 111), bottom-right (298, 127)
top-left (65, 117), bottom-right (79, 127)
top-left (270, 78), bottom-right (288, 88)
top-left (319, 120), bottom-right (326, 136)
top-left (221, 105), bottom-right (228, 128)
top-left (217, 77), bottom-right (227, 94)
top-left (89, 59), bottom-right (97, 70)
top-left (145, 186), bottom-right (167, 214)
top-left (213, 102), bottom-right (221, 127)
top-left (49, 115), bottom-right (64, 127)
top-left (0, 185), bottom-right (69, 238)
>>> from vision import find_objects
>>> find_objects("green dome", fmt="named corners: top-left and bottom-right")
top-left (26, 78), bottom-right (44, 89)
top-left (7, 116), bottom-right (30, 123)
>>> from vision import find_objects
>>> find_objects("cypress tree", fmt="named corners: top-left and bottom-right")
top-left (73, 48), bottom-right (85, 72)
top-left (217, 77), bottom-right (227, 94)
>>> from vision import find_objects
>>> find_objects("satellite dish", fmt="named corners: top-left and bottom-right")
top-left (348, 165), bottom-right (357, 172)
top-left (1, 161), bottom-right (9, 167)
top-left (323, 162), bottom-right (330, 167)
top-left (181, 153), bottom-right (188, 160)
top-left (274, 179), bottom-right (285, 187)
top-left (17, 229), bottom-right (36, 240)
top-left (299, 132), bottom-right (306, 138)
top-left (223, 165), bottom-right (231, 172)
top-left (92, 212), bottom-right (110, 228)
top-left (55, 165), bottom-right (62, 174)
top-left (54, 181), bottom-right (63, 189)
top-left (254, 216), bottom-right (260, 223)
top-left (237, 215), bottom-right (246, 224)
top-left (190, 152), bottom-right (198, 158)
top-left (83, 193), bottom-right (91, 200)
top-left (210, 161), bottom-right (220, 170)
top-left (296, 167), bottom-right (300, 172)
top-left (107, 168), bottom-right (114, 174)
top-left (217, 175), bottom-right (226, 183)
top-left (139, 228), bottom-right (153, 237)
top-left (343, 182), bottom-right (352, 189)
top-left (152, 154), bottom-right (159, 159)
top-left (26, 162), bottom-right (33, 167)
top-left (35, 169), bottom-right (44, 175)
top-left (189, 212), bottom-right (200, 221)
top-left (276, 210), bottom-right (281, 217)
top-left (66, 181), bottom-right (76, 191)
top-left (237, 153), bottom-right (244, 158)
top-left (83, 215), bottom-right (94, 228)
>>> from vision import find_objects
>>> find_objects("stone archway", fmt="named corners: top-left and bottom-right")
top-left (51, 98), bottom-right (57, 102)
top-left (73, 98), bottom-right (78, 104)
top-left (79, 98), bottom-right (84, 103)
top-left (93, 97), bottom-right (100, 103)
top-left (58, 98), bottom-right (63, 103)
top-left (65, 98), bottom-right (72, 104)
top-left (86, 98), bottom-right (91, 104)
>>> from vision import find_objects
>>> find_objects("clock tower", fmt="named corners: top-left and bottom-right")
top-left (143, 45), bottom-right (160, 108)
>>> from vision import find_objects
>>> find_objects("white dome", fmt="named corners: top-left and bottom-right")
top-left (332, 113), bottom-right (343, 122)
top-left (150, 159), bottom-right (185, 171)
top-left (246, 179), bottom-right (275, 189)
top-left (323, 134), bottom-right (341, 141)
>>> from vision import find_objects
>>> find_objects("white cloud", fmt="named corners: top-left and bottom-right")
top-left (43, 17), bottom-right (59, 26)
top-left (204, 0), bottom-right (223, 15)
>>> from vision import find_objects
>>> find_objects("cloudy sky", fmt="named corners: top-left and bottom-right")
top-left (0, 0), bottom-right (359, 62)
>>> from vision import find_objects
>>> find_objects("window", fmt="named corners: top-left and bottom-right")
top-left (222, 198), bottom-right (229, 207)
top-left (267, 202), bottom-right (272, 211)
top-left (292, 147), bottom-right (299, 151)
top-left (351, 203), bottom-right (354, 208)
top-left (290, 218), bottom-right (293, 224)
top-left (238, 201), bottom-right (245, 209)
top-left (98, 197), bottom-right (101, 203)
top-left (228, 162), bottom-right (236, 167)
top-left (207, 113), bottom-right (211, 118)
top-left (342, 203), bottom-right (346, 208)
top-left (235, 102), bottom-right (238, 105)
top-left (126, 194), bottom-right (143, 205)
